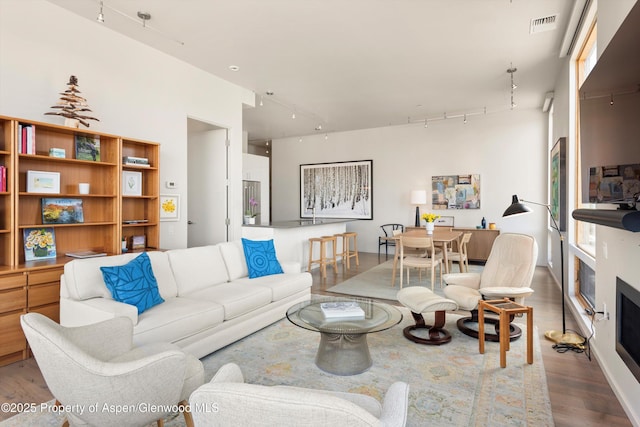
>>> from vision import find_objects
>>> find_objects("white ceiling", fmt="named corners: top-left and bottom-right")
top-left (48, 0), bottom-right (577, 142)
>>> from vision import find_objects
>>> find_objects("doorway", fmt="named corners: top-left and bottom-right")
top-left (187, 118), bottom-right (229, 247)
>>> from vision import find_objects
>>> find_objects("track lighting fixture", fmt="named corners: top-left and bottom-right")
top-left (463, 114), bottom-right (467, 124)
top-left (95, 3), bottom-right (183, 45)
top-left (137, 11), bottom-right (151, 28)
top-left (96, 1), bottom-right (105, 22)
top-left (507, 65), bottom-right (517, 109)
top-left (610, 94), bottom-right (614, 106)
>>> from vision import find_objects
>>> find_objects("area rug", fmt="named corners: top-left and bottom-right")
top-left (327, 260), bottom-right (484, 300)
top-left (2, 308), bottom-right (553, 427)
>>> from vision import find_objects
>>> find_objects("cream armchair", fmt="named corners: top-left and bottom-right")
top-left (443, 233), bottom-right (538, 341)
top-left (189, 363), bottom-right (409, 427)
top-left (20, 313), bottom-right (204, 427)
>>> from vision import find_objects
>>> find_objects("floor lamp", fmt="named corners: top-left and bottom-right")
top-left (503, 195), bottom-right (585, 347)
top-left (411, 190), bottom-right (427, 227)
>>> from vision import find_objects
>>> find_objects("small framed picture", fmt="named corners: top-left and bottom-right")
top-left (42, 198), bottom-right (84, 224)
top-left (160, 194), bottom-right (180, 221)
top-left (23, 227), bottom-right (57, 261)
top-left (131, 235), bottom-right (146, 250)
top-left (434, 216), bottom-right (455, 227)
top-left (27, 170), bottom-right (60, 194)
top-left (122, 171), bottom-right (142, 196)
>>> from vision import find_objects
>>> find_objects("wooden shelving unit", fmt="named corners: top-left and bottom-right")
top-left (121, 137), bottom-right (160, 250)
top-left (0, 117), bottom-right (14, 271)
top-left (0, 116), bottom-right (160, 366)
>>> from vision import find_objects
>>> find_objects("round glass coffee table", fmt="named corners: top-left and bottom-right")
top-left (286, 297), bottom-right (402, 375)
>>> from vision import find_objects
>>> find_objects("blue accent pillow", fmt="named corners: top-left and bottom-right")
top-left (241, 238), bottom-right (284, 279)
top-left (100, 252), bottom-right (164, 314)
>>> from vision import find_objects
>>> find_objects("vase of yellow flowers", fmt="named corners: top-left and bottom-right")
top-left (421, 213), bottom-right (440, 234)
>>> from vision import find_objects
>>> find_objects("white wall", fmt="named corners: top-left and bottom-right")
top-left (0, 0), bottom-right (254, 249)
top-left (271, 108), bottom-right (549, 265)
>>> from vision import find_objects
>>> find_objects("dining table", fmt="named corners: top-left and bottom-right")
top-left (390, 228), bottom-right (463, 283)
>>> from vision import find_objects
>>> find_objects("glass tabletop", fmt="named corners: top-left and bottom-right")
top-left (286, 296), bottom-right (403, 334)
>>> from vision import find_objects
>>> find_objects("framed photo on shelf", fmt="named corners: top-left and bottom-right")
top-left (26, 170), bottom-right (60, 194)
top-left (122, 171), bottom-right (142, 196)
top-left (160, 194), bottom-right (180, 221)
top-left (131, 235), bottom-right (146, 250)
top-left (23, 227), bottom-right (57, 261)
top-left (42, 198), bottom-right (84, 224)
top-left (434, 216), bottom-right (455, 227)
top-left (300, 160), bottom-right (373, 220)
top-left (75, 134), bottom-right (101, 161)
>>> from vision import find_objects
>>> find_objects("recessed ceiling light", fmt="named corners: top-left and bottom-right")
top-left (229, 65), bottom-right (240, 71)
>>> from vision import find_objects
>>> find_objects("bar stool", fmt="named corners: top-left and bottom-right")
top-left (334, 231), bottom-right (359, 269)
top-left (308, 235), bottom-right (338, 279)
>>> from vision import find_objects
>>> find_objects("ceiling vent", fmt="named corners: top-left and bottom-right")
top-left (530, 14), bottom-right (558, 34)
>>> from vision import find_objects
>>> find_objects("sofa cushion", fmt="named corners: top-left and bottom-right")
top-left (168, 245), bottom-right (230, 296)
top-left (133, 297), bottom-right (225, 346)
top-left (241, 239), bottom-right (283, 279)
top-left (64, 251), bottom-right (178, 301)
top-left (219, 241), bottom-right (249, 280)
top-left (100, 253), bottom-right (165, 314)
top-left (233, 273), bottom-right (312, 302)
top-left (186, 283), bottom-right (272, 320)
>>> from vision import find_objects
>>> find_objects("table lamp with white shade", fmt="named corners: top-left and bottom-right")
top-left (411, 190), bottom-right (427, 227)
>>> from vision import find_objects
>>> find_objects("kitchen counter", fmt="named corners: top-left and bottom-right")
top-left (245, 218), bottom-right (354, 229)
top-left (242, 219), bottom-right (354, 271)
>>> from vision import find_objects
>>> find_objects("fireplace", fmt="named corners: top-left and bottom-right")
top-left (616, 277), bottom-right (640, 382)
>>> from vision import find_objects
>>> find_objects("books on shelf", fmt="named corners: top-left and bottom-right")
top-left (75, 134), bottom-right (100, 161)
top-left (65, 251), bottom-right (107, 259)
top-left (320, 301), bottom-right (365, 319)
top-left (0, 165), bottom-right (6, 192)
top-left (123, 156), bottom-right (150, 166)
top-left (18, 123), bottom-right (36, 154)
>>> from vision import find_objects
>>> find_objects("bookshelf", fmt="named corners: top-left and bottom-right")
top-left (121, 137), bottom-right (160, 250)
top-left (0, 116), bottom-right (160, 366)
top-left (0, 117), bottom-right (14, 271)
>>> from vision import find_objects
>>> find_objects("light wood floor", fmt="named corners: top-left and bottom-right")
top-left (0, 252), bottom-right (632, 426)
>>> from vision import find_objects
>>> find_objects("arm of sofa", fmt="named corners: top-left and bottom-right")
top-left (379, 381), bottom-right (410, 427)
top-left (60, 296), bottom-right (138, 327)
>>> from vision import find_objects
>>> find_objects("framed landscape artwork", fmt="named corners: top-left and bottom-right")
top-left (300, 160), bottom-right (373, 219)
top-left (550, 137), bottom-right (566, 231)
top-left (42, 198), bottom-right (84, 224)
top-left (26, 170), bottom-right (60, 194)
top-left (431, 174), bottom-right (480, 209)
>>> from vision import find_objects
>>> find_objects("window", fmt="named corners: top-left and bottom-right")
top-left (575, 22), bottom-right (597, 257)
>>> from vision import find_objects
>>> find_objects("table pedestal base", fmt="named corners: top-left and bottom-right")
top-left (315, 332), bottom-right (371, 375)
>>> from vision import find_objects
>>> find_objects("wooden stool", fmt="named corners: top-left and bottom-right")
top-left (308, 236), bottom-right (338, 279)
top-left (334, 232), bottom-right (359, 269)
top-left (478, 298), bottom-right (533, 368)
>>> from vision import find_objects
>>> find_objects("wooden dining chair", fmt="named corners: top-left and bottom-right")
top-left (447, 232), bottom-right (472, 272)
top-left (392, 235), bottom-right (443, 290)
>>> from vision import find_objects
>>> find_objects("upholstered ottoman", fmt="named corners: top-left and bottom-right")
top-left (396, 287), bottom-right (458, 345)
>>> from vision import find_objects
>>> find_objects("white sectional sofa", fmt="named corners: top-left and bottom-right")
top-left (60, 240), bottom-right (312, 359)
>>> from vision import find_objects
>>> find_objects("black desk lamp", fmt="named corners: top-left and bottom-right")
top-left (503, 195), bottom-right (585, 347)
